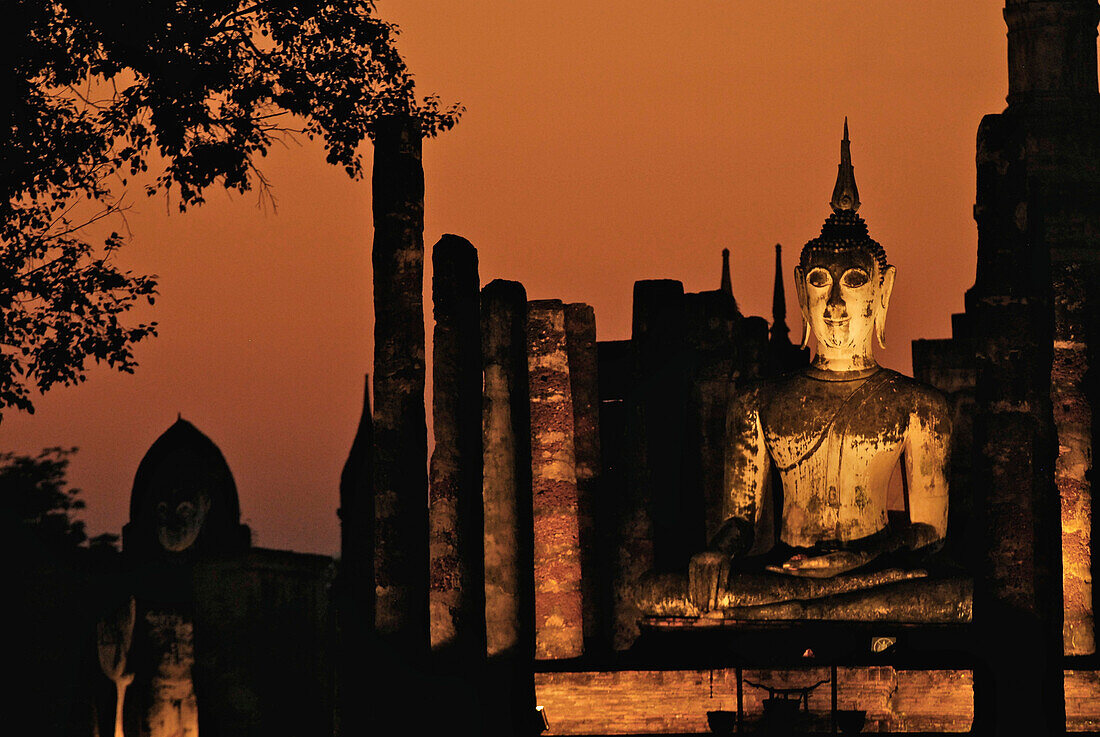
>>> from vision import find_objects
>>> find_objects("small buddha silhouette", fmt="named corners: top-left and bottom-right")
top-left (637, 122), bottom-right (970, 623)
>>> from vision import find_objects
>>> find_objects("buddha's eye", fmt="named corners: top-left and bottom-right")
top-left (841, 269), bottom-right (869, 288)
top-left (807, 268), bottom-right (830, 288)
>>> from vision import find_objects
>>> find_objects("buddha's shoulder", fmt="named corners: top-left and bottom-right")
top-left (873, 371), bottom-right (952, 431)
top-left (730, 368), bottom-right (949, 411)
top-left (877, 369), bottom-right (950, 410)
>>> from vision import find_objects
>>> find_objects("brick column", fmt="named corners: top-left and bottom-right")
top-left (564, 303), bottom-right (604, 653)
top-left (528, 299), bottom-right (584, 660)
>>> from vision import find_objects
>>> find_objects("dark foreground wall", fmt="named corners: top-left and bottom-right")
top-left (192, 548), bottom-right (336, 737)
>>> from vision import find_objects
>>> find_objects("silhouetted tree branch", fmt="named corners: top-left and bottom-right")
top-left (0, 447), bottom-right (118, 551)
top-left (2, 0), bottom-right (461, 415)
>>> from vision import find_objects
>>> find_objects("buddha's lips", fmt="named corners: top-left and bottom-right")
top-left (824, 318), bottom-right (849, 326)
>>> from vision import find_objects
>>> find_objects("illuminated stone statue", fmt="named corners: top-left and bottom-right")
top-left (638, 123), bottom-right (969, 622)
top-left (116, 419), bottom-right (250, 736)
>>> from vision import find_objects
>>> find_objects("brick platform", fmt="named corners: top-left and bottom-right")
top-left (533, 667), bottom-right (974, 734)
top-left (1067, 670), bottom-right (1100, 732)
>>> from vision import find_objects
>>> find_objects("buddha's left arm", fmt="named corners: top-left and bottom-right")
top-left (903, 391), bottom-right (952, 543)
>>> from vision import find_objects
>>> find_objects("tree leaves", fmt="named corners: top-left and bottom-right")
top-left (0, 447), bottom-right (89, 550)
top-left (2, 0), bottom-right (462, 416)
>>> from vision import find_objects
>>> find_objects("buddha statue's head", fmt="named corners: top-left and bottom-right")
top-left (795, 121), bottom-right (895, 368)
top-left (125, 418), bottom-right (249, 558)
top-left (154, 479), bottom-right (212, 552)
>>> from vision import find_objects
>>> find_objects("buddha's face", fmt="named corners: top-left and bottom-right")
top-left (155, 484), bottom-right (211, 552)
top-left (796, 248), bottom-right (895, 359)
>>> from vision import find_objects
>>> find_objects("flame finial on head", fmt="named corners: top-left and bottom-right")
top-left (830, 117), bottom-right (860, 213)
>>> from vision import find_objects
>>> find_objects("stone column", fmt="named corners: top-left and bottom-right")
top-left (613, 279), bottom-right (685, 650)
top-left (1002, 0), bottom-right (1099, 660)
top-left (1054, 262), bottom-right (1095, 656)
top-left (970, 110), bottom-right (1063, 736)
top-left (371, 114), bottom-right (428, 656)
top-left (528, 299), bottom-right (584, 660)
top-left (597, 339), bottom-right (634, 651)
top-left (632, 281), bottom-right (688, 573)
top-left (481, 280), bottom-right (535, 736)
top-left (683, 289), bottom-right (738, 549)
top-left (429, 235), bottom-right (485, 661)
top-left (564, 303), bottom-right (604, 653)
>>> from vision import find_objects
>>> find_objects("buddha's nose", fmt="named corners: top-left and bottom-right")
top-left (826, 280), bottom-right (846, 314)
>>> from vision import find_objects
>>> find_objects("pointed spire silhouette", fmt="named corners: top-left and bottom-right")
top-left (720, 248), bottom-right (733, 296)
top-left (770, 243), bottom-right (790, 344)
top-left (339, 374), bottom-right (373, 566)
top-left (830, 117), bottom-right (860, 213)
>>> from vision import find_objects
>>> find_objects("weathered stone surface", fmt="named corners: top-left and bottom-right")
top-left (480, 279), bottom-right (536, 736)
top-left (1004, 0), bottom-right (1099, 105)
top-left (429, 235), bottom-right (484, 659)
top-left (370, 114), bottom-right (428, 652)
top-left (563, 303), bottom-right (604, 653)
top-left (528, 299), bottom-right (584, 660)
top-left (1054, 329), bottom-right (1094, 656)
top-left (482, 279), bottom-right (532, 659)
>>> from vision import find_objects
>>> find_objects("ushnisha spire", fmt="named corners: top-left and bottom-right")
top-left (801, 120), bottom-right (887, 278)
top-left (830, 117), bottom-right (860, 213)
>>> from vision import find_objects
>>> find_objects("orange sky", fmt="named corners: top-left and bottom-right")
top-left (4, 1), bottom-right (1019, 555)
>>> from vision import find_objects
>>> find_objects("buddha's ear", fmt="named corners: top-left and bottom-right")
top-left (794, 265), bottom-right (811, 349)
top-left (875, 265), bottom-right (897, 349)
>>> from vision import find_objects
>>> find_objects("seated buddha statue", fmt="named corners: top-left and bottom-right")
top-left (637, 123), bottom-right (970, 623)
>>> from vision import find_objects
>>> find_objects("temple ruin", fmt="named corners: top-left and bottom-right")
top-left (23, 1), bottom-right (1100, 734)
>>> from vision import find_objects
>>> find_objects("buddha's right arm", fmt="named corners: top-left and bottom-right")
top-left (716, 384), bottom-right (771, 556)
top-left (688, 387), bottom-right (770, 612)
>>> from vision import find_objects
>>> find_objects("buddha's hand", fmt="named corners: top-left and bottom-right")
top-left (688, 551), bottom-right (731, 613)
top-left (769, 550), bottom-right (876, 579)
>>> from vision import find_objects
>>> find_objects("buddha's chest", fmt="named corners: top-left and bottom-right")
top-left (760, 380), bottom-right (909, 475)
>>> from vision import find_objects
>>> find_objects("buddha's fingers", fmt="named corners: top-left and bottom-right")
top-left (688, 561), bottom-right (704, 612)
top-left (717, 557), bottom-right (731, 603)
